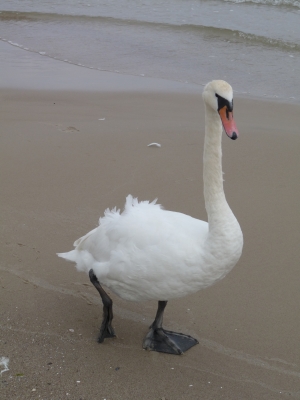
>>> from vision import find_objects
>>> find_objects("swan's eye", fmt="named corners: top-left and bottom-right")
top-left (215, 93), bottom-right (232, 112)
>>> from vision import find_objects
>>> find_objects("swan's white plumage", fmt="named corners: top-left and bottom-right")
top-left (58, 80), bottom-right (243, 304)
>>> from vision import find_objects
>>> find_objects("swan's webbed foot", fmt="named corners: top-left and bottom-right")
top-left (143, 327), bottom-right (198, 355)
top-left (89, 269), bottom-right (116, 343)
top-left (143, 301), bottom-right (198, 355)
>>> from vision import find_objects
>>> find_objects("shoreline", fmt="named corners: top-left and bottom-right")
top-left (1, 40), bottom-right (299, 105)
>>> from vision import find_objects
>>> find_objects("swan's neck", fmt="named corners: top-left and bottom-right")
top-left (203, 105), bottom-right (231, 228)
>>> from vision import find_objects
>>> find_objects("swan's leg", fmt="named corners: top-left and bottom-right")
top-left (89, 269), bottom-right (116, 343)
top-left (143, 301), bottom-right (198, 355)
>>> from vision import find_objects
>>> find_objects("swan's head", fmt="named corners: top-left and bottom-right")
top-left (202, 80), bottom-right (238, 140)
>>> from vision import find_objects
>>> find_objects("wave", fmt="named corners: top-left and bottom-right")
top-left (180, 25), bottom-right (300, 52)
top-left (0, 11), bottom-right (299, 53)
top-left (224, 0), bottom-right (300, 8)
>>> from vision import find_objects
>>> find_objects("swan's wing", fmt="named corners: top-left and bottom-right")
top-left (57, 196), bottom-right (209, 289)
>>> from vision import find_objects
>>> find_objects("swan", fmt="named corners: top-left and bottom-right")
top-left (57, 80), bottom-right (243, 355)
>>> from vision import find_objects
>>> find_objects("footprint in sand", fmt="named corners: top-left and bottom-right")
top-left (55, 124), bottom-right (80, 133)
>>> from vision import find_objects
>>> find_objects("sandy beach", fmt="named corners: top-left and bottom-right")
top-left (1, 72), bottom-right (300, 399)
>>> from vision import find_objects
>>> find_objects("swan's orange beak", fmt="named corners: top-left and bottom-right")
top-left (218, 106), bottom-right (239, 140)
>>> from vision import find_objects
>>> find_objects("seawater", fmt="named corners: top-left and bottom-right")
top-left (0, 0), bottom-right (299, 102)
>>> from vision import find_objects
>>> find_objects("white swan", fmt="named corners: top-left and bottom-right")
top-left (57, 80), bottom-right (243, 355)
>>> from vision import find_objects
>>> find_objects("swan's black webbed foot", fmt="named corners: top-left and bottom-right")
top-left (89, 269), bottom-right (116, 343)
top-left (142, 301), bottom-right (198, 355)
top-left (143, 328), bottom-right (198, 355)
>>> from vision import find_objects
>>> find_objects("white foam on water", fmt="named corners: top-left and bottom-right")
top-left (225, 0), bottom-right (300, 7)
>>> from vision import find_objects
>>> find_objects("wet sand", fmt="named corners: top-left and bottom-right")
top-left (1, 80), bottom-right (300, 399)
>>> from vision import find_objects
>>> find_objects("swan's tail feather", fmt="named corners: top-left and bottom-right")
top-left (57, 249), bottom-right (101, 274)
top-left (57, 250), bottom-right (77, 263)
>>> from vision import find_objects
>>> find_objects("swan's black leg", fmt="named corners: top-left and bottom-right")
top-left (143, 300), bottom-right (198, 355)
top-left (89, 269), bottom-right (116, 343)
